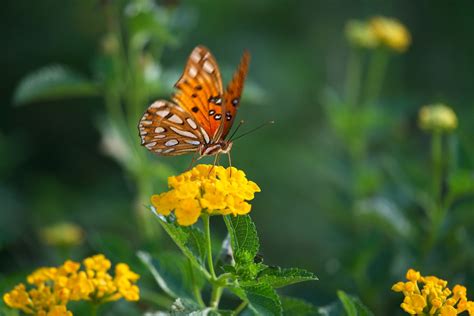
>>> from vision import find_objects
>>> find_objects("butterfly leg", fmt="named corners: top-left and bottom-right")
top-left (227, 152), bottom-right (233, 177)
top-left (208, 153), bottom-right (221, 176)
top-left (187, 151), bottom-right (198, 171)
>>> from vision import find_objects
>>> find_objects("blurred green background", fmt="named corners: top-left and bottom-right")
top-left (2, 0), bottom-right (474, 314)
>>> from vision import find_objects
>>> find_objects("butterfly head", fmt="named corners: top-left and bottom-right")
top-left (199, 140), bottom-right (233, 158)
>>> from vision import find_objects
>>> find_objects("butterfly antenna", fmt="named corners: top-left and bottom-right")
top-left (231, 120), bottom-right (275, 142)
top-left (228, 120), bottom-right (245, 141)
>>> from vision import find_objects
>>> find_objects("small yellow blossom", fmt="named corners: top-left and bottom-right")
top-left (3, 254), bottom-right (140, 315)
top-left (393, 268), bottom-right (474, 315)
top-left (151, 164), bottom-right (261, 226)
top-left (369, 16), bottom-right (411, 52)
top-left (419, 103), bottom-right (458, 132)
top-left (345, 20), bottom-right (379, 49)
top-left (40, 222), bottom-right (84, 247)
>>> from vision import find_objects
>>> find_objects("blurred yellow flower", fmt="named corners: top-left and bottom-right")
top-left (151, 164), bottom-right (261, 226)
top-left (419, 103), bottom-right (458, 132)
top-left (369, 16), bottom-right (411, 52)
top-left (3, 254), bottom-right (140, 315)
top-left (392, 268), bottom-right (474, 315)
top-left (345, 20), bottom-right (379, 49)
top-left (40, 222), bottom-right (84, 247)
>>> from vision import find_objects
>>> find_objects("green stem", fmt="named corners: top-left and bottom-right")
top-left (364, 48), bottom-right (389, 105)
top-left (345, 48), bottom-right (362, 107)
top-left (91, 304), bottom-right (99, 316)
top-left (202, 214), bottom-right (217, 280)
top-left (432, 131), bottom-right (443, 205)
top-left (233, 301), bottom-right (248, 315)
top-left (210, 284), bottom-right (223, 309)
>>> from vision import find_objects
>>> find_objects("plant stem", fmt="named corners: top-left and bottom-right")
top-left (233, 301), bottom-right (248, 315)
top-left (432, 131), bottom-right (443, 205)
top-left (345, 48), bottom-right (362, 107)
top-left (364, 48), bottom-right (389, 105)
top-left (202, 214), bottom-right (217, 280)
top-left (210, 284), bottom-right (223, 309)
top-left (91, 304), bottom-right (99, 316)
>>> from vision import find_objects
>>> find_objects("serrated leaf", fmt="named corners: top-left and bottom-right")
top-left (257, 267), bottom-right (317, 288)
top-left (13, 65), bottom-right (100, 105)
top-left (150, 206), bottom-right (210, 279)
top-left (280, 296), bottom-right (318, 316)
top-left (223, 215), bottom-right (259, 264)
top-left (337, 291), bottom-right (374, 316)
top-left (243, 283), bottom-right (282, 316)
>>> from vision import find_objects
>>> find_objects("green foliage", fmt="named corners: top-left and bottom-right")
top-left (242, 283), bottom-right (282, 316)
top-left (255, 267), bottom-right (317, 288)
top-left (337, 291), bottom-right (374, 316)
top-left (13, 65), bottom-right (100, 105)
top-left (280, 296), bottom-right (318, 315)
top-left (223, 215), bottom-right (259, 265)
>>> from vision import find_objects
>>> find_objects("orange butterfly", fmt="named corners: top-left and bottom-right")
top-left (138, 45), bottom-right (250, 159)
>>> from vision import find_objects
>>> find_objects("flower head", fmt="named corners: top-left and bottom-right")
top-left (3, 254), bottom-right (140, 315)
top-left (151, 164), bottom-right (261, 226)
top-left (345, 20), bottom-right (379, 49)
top-left (419, 103), bottom-right (458, 133)
top-left (40, 222), bottom-right (84, 247)
top-left (392, 268), bottom-right (474, 315)
top-left (369, 16), bottom-right (411, 52)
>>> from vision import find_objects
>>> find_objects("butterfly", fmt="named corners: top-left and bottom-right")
top-left (138, 45), bottom-right (250, 159)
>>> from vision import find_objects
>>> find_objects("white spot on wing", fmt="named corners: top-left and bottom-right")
top-left (186, 118), bottom-right (197, 129)
top-left (168, 114), bottom-right (184, 124)
top-left (156, 110), bottom-right (170, 118)
top-left (155, 127), bottom-right (165, 133)
top-left (140, 130), bottom-right (147, 136)
top-left (189, 66), bottom-right (198, 77)
top-left (170, 126), bottom-right (198, 139)
top-left (163, 148), bottom-right (175, 153)
top-left (145, 142), bottom-right (157, 149)
top-left (190, 50), bottom-right (201, 63)
top-left (185, 140), bottom-right (201, 146)
top-left (165, 139), bottom-right (179, 147)
top-left (200, 127), bottom-right (210, 144)
top-left (154, 134), bottom-right (166, 139)
top-left (150, 101), bottom-right (166, 108)
top-left (141, 120), bottom-right (152, 125)
top-left (203, 60), bottom-right (214, 73)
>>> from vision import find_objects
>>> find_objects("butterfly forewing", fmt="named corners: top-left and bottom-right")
top-left (173, 46), bottom-right (225, 140)
top-left (139, 100), bottom-right (209, 156)
top-left (221, 50), bottom-right (250, 139)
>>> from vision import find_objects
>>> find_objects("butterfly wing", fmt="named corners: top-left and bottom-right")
top-left (220, 50), bottom-right (250, 139)
top-left (172, 45), bottom-right (225, 141)
top-left (139, 100), bottom-right (211, 156)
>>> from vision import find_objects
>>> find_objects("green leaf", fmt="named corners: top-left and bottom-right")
top-left (242, 283), bottom-right (282, 316)
top-left (13, 65), bottom-right (100, 105)
top-left (280, 296), bottom-right (318, 316)
top-left (337, 291), bottom-right (374, 316)
top-left (257, 267), bottom-right (317, 288)
top-left (223, 215), bottom-right (259, 264)
top-left (150, 206), bottom-right (210, 279)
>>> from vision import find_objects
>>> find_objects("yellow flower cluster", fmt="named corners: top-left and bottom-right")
top-left (3, 254), bottom-right (140, 315)
top-left (346, 16), bottom-right (411, 52)
top-left (392, 268), bottom-right (474, 315)
top-left (151, 164), bottom-right (261, 226)
top-left (419, 103), bottom-right (458, 133)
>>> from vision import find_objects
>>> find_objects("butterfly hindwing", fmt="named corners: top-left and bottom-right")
top-left (139, 100), bottom-right (210, 156)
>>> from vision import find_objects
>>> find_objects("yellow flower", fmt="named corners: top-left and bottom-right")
top-left (40, 222), bottom-right (84, 247)
top-left (151, 164), bottom-right (261, 226)
top-left (393, 268), bottom-right (474, 315)
top-left (369, 16), bottom-right (411, 52)
top-left (345, 20), bottom-right (379, 49)
top-left (419, 103), bottom-right (458, 132)
top-left (3, 254), bottom-right (140, 314)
